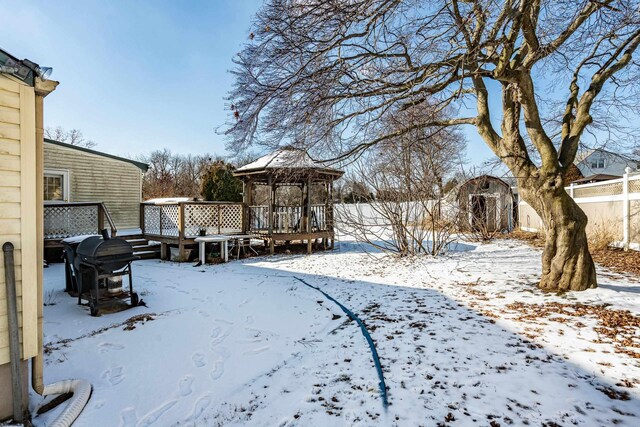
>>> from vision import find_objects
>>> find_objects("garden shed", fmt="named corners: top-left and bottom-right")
top-left (451, 175), bottom-right (514, 232)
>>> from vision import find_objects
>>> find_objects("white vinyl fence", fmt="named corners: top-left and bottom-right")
top-left (519, 171), bottom-right (640, 250)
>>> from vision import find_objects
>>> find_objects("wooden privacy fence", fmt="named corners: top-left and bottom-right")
top-left (44, 202), bottom-right (117, 241)
top-left (519, 172), bottom-right (640, 250)
top-left (141, 201), bottom-right (244, 239)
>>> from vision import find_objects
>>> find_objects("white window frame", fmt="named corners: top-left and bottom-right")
top-left (44, 169), bottom-right (70, 203)
top-left (590, 158), bottom-right (605, 169)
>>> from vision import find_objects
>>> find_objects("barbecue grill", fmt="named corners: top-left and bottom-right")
top-left (63, 231), bottom-right (140, 316)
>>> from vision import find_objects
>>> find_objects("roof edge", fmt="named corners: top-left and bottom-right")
top-left (44, 138), bottom-right (149, 171)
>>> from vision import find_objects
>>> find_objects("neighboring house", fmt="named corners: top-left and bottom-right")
top-left (574, 148), bottom-right (638, 178)
top-left (0, 48), bottom-right (58, 421)
top-left (44, 139), bottom-right (148, 230)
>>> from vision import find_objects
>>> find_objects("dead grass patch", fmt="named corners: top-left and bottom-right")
top-left (505, 302), bottom-right (640, 359)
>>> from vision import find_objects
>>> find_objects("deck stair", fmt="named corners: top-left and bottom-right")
top-left (124, 235), bottom-right (161, 260)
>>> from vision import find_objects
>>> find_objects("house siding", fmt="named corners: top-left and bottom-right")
top-left (0, 74), bottom-right (38, 368)
top-left (44, 143), bottom-right (143, 229)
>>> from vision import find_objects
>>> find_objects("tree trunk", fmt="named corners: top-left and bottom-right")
top-left (527, 187), bottom-right (597, 291)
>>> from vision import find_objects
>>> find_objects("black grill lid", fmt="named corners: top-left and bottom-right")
top-left (76, 237), bottom-right (135, 272)
top-left (77, 236), bottom-right (133, 260)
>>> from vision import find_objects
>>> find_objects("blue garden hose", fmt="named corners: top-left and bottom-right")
top-left (294, 276), bottom-right (389, 409)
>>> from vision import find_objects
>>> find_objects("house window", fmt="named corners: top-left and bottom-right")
top-left (44, 170), bottom-right (69, 202)
top-left (590, 158), bottom-right (605, 169)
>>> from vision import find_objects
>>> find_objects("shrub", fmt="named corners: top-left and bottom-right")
top-left (200, 161), bottom-right (243, 202)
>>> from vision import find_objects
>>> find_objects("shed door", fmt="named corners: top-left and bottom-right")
top-left (471, 195), bottom-right (487, 231)
top-left (469, 193), bottom-right (501, 232)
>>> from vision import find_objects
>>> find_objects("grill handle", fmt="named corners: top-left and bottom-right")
top-left (100, 229), bottom-right (110, 240)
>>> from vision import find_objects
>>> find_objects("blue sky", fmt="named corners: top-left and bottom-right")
top-left (0, 0), bottom-right (497, 166)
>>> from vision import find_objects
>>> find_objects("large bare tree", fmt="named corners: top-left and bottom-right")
top-left (45, 126), bottom-right (96, 148)
top-left (227, 0), bottom-right (640, 291)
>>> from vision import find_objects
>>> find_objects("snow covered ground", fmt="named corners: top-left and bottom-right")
top-left (33, 238), bottom-right (640, 426)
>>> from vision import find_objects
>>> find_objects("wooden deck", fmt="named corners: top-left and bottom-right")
top-left (140, 201), bottom-right (335, 260)
top-left (44, 202), bottom-right (117, 247)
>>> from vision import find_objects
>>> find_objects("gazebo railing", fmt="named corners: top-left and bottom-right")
top-left (141, 201), bottom-right (244, 239)
top-left (44, 202), bottom-right (117, 240)
top-left (249, 204), bottom-right (328, 234)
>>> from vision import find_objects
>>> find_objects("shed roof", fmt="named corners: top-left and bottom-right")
top-left (45, 138), bottom-right (149, 171)
top-left (234, 147), bottom-right (343, 181)
top-left (445, 175), bottom-right (512, 201)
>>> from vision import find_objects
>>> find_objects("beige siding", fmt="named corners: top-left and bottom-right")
top-left (44, 143), bottom-right (143, 229)
top-left (0, 74), bottom-right (38, 365)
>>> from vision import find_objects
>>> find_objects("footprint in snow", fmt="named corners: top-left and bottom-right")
top-left (192, 353), bottom-right (206, 368)
top-left (99, 342), bottom-right (125, 353)
top-left (119, 406), bottom-right (137, 427)
top-left (137, 400), bottom-right (178, 426)
top-left (237, 336), bottom-right (263, 344)
top-left (210, 360), bottom-right (225, 380)
top-left (103, 366), bottom-right (125, 386)
top-left (243, 345), bottom-right (270, 356)
top-left (186, 394), bottom-right (212, 422)
top-left (246, 315), bottom-right (254, 325)
top-left (212, 346), bottom-right (230, 360)
top-left (197, 310), bottom-right (210, 318)
top-left (179, 375), bottom-right (194, 397)
top-left (210, 327), bottom-right (230, 346)
top-left (170, 285), bottom-right (190, 294)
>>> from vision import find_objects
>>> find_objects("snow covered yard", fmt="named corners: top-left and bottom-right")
top-left (33, 239), bottom-right (640, 426)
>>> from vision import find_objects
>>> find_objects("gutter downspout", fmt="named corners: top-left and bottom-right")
top-left (32, 77), bottom-right (92, 426)
top-left (3, 243), bottom-right (24, 423)
top-left (33, 76), bottom-right (57, 397)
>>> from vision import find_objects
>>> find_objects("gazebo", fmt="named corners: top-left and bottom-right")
top-left (234, 147), bottom-right (344, 254)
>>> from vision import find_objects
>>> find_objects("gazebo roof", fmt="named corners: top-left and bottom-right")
top-left (234, 147), bottom-right (344, 182)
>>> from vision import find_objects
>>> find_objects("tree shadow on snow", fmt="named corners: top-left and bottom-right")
top-left (227, 260), bottom-right (639, 426)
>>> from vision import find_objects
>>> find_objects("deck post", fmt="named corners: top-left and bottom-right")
top-left (306, 177), bottom-right (312, 234)
top-left (243, 180), bottom-right (253, 233)
top-left (328, 181), bottom-right (335, 250)
top-left (307, 238), bottom-right (312, 254)
top-left (268, 175), bottom-right (276, 238)
top-left (140, 204), bottom-right (145, 235)
top-left (178, 202), bottom-right (186, 261)
top-left (161, 242), bottom-right (168, 260)
top-left (269, 238), bottom-right (275, 255)
top-left (97, 204), bottom-right (104, 233)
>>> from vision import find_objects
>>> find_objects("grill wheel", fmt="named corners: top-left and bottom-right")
top-left (89, 301), bottom-right (99, 317)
